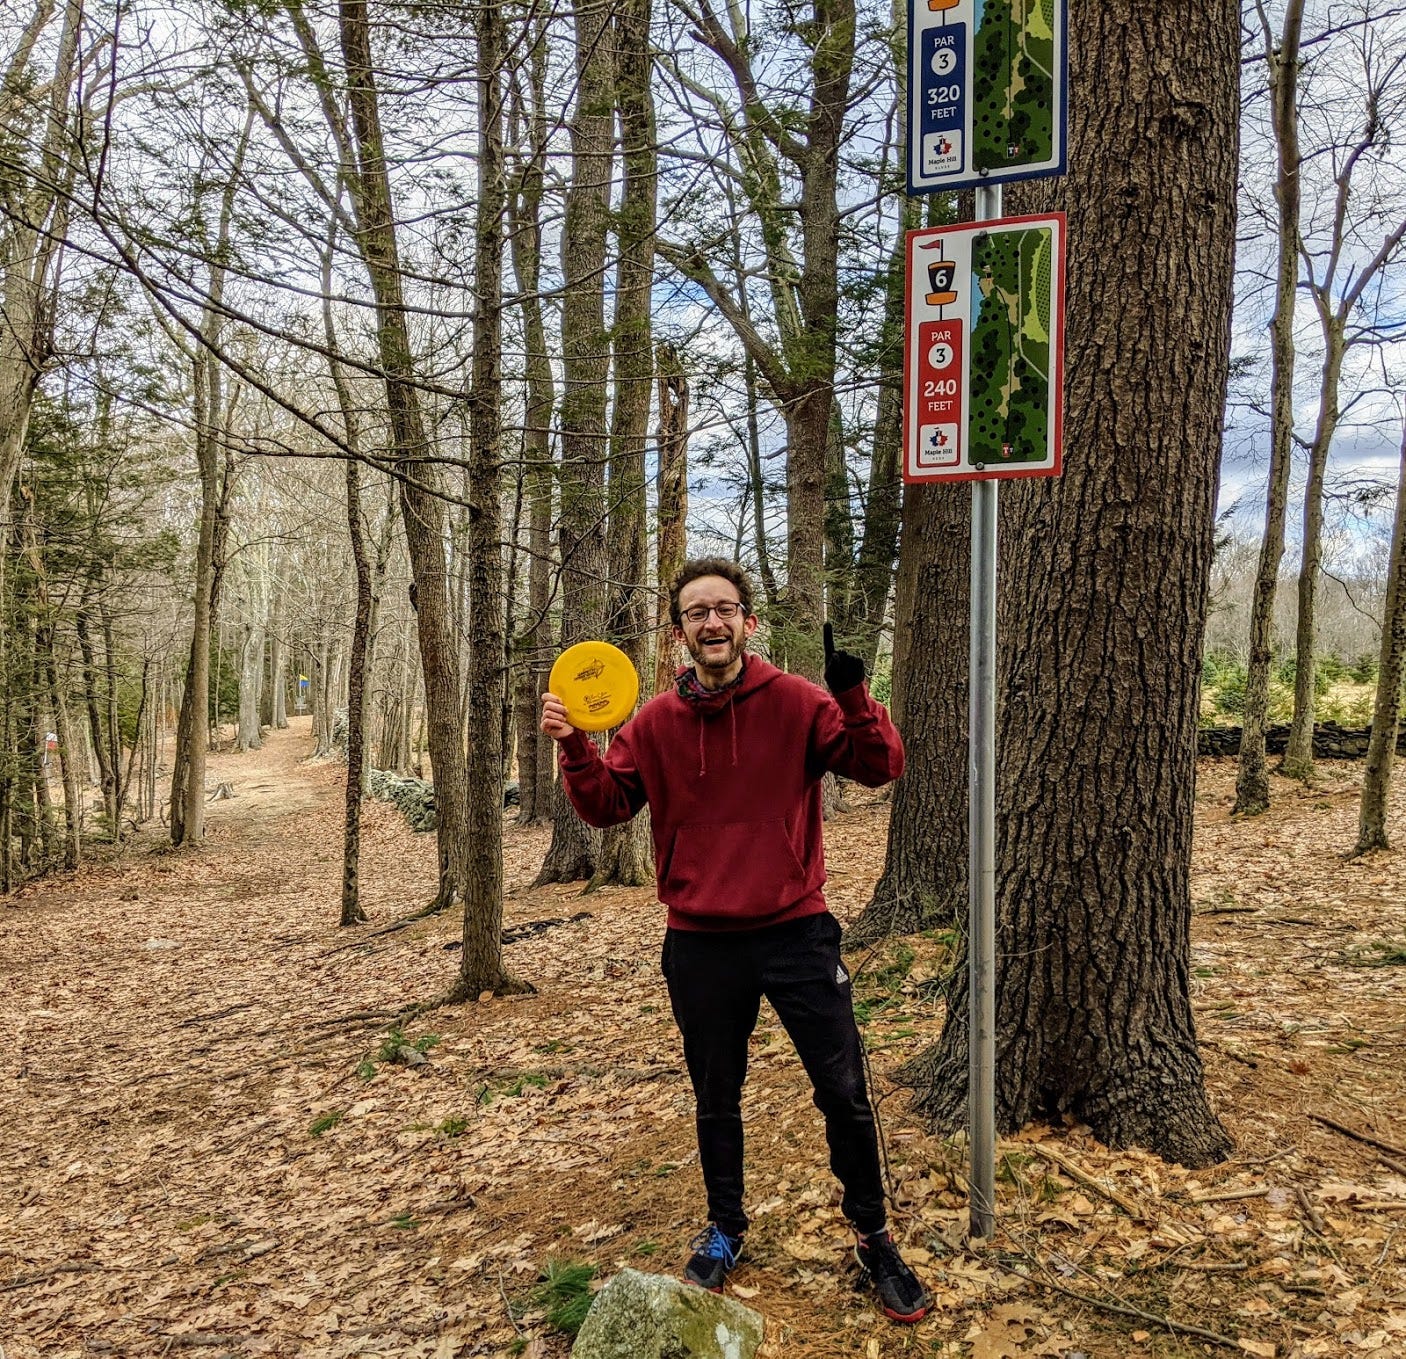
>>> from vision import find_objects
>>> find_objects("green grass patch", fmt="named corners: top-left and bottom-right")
top-left (531, 1258), bottom-right (598, 1336)
top-left (437, 1116), bottom-right (471, 1138)
top-left (309, 1110), bottom-right (344, 1138)
top-left (376, 1025), bottom-right (441, 1064)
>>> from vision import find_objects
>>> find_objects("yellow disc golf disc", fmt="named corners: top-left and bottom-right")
top-left (549, 641), bottom-right (640, 733)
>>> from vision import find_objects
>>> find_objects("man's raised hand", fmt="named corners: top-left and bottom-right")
top-left (823, 622), bottom-right (865, 696)
top-left (540, 692), bottom-right (576, 741)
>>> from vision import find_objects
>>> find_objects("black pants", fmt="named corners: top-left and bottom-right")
top-left (662, 911), bottom-right (886, 1238)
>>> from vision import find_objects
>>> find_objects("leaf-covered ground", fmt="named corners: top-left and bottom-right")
top-left (2, 718), bottom-right (1404, 1359)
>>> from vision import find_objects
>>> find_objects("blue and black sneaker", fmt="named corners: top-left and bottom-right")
top-left (682, 1224), bottom-right (744, 1293)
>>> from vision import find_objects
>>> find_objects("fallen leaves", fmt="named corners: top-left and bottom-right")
top-left (1, 733), bottom-right (1404, 1358)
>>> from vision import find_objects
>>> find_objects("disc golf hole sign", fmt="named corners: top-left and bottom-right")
top-left (903, 213), bottom-right (1065, 483)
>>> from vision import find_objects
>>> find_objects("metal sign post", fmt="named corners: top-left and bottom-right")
top-left (967, 184), bottom-right (1000, 1243)
top-left (902, 0), bottom-right (1068, 1243)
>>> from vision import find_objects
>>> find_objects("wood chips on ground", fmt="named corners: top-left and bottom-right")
top-left (2, 719), bottom-right (1404, 1358)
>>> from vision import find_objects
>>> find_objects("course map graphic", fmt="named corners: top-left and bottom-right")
top-left (972, 0), bottom-right (1057, 173)
top-left (968, 226), bottom-right (1053, 465)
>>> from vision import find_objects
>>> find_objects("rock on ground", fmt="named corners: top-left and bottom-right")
top-left (571, 1268), bottom-right (764, 1359)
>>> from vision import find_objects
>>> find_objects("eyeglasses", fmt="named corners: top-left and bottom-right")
top-left (681, 601), bottom-right (744, 624)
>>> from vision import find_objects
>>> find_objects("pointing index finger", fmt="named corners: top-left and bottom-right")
top-left (823, 621), bottom-right (835, 660)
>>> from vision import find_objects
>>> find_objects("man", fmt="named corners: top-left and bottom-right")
top-left (540, 557), bottom-right (929, 1323)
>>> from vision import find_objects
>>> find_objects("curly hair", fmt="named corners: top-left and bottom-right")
top-left (668, 557), bottom-right (756, 626)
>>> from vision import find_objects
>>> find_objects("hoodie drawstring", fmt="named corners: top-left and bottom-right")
top-left (696, 698), bottom-right (738, 776)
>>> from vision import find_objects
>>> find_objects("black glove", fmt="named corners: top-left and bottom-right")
top-left (823, 622), bottom-right (865, 695)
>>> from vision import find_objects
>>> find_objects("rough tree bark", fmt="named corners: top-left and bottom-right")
top-left (449, 0), bottom-right (521, 999)
top-left (903, 0), bottom-right (1239, 1166)
top-left (1355, 421), bottom-right (1406, 853)
top-left (591, 0), bottom-right (656, 890)
top-left (534, 0), bottom-right (614, 886)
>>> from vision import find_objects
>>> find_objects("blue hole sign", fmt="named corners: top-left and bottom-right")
top-left (919, 24), bottom-right (966, 181)
top-left (906, 0), bottom-right (1068, 195)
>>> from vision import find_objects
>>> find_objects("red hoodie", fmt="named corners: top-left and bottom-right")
top-left (556, 656), bottom-right (905, 931)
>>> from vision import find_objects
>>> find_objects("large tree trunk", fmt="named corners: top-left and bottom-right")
top-left (1282, 324), bottom-right (1347, 780)
top-left (904, 0), bottom-right (1238, 1167)
top-left (1234, 1), bottom-right (1305, 815)
top-left (451, 0), bottom-right (519, 999)
top-left (534, 0), bottom-right (614, 887)
top-left (654, 343), bottom-right (689, 696)
top-left (508, 33), bottom-right (557, 826)
top-left (339, 0), bottom-right (470, 910)
top-left (846, 479), bottom-right (967, 944)
top-left (591, 0), bottom-right (656, 890)
top-left (1355, 421), bottom-right (1406, 854)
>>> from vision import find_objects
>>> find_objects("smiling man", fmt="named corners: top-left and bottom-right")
top-left (539, 557), bottom-right (928, 1323)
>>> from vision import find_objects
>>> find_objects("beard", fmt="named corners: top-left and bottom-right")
top-left (686, 629), bottom-right (744, 671)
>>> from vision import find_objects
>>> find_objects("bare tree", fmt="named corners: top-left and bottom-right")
top-left (534, 0), bottom-right (614, 886)
top-left (657, 0), bottom-right (857, 675)
top-left (1234, 0), bottom-right (1306, 815)
top-left (0, 0), bottom-right (82, 521)
top-left (591, 0), bottom-right (657, 889)
top-left (169, 117), bottom-right (251, 846)
top-left (1280, 9), bottom-right (1406, 779)
top-left (507, 27), bottom-right (557, 826)
top-left (1355, 416), bottom-right (1406, 852)
top-left (450, 0), bottom-right (521, 998)
top-left (335, 0), bottom-right (472, 909)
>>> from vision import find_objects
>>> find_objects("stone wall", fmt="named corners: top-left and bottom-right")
top-left (1198, 721), bottom-right (1406, 759)
top-left (365, 768), bottom-right (438, 832)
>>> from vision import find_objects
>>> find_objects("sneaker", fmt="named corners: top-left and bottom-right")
top-left (682, 1224), bottom-right (744, 1293)
top-left (854, 1228), bottom-right (930, 1323)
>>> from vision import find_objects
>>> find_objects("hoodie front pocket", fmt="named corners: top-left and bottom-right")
top-left (661, 818), bottom-right (810, 920)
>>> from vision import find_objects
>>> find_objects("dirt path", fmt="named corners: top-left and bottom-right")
top-left (2, 723), bottom-right (1404, 1359)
